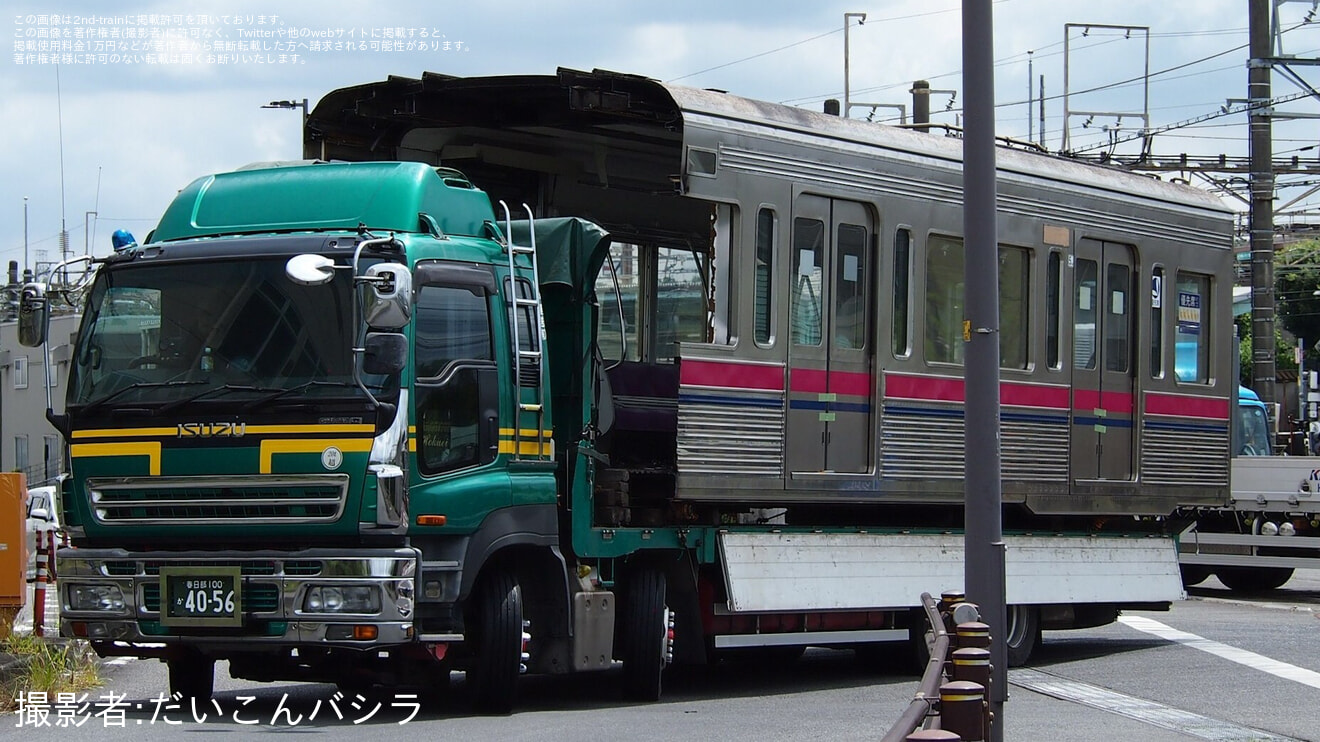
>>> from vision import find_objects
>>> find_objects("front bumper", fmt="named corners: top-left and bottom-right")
top-left (57, 546), bottom-right (418, 653)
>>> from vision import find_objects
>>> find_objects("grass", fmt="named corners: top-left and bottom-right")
top-left (0, 633), bottom-right (101, 712)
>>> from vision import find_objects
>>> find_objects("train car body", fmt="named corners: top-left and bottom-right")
top-left (310, 67), bottom-right (1235, 520)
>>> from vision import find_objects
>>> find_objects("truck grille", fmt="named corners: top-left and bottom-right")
top-left (86, 475), bottom-right (350, 525)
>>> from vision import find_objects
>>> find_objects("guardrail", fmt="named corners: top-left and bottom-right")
top-left (881, 592), bottom-right (994, 742)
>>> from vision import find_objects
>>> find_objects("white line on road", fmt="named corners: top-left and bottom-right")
top-left (1119, 615), bottom-right (1320, 690)
top-left (1011, 668), bottom-right (1301, 742)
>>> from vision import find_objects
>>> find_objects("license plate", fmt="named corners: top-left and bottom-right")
top-left (159, 566), bottom-right (243, 627)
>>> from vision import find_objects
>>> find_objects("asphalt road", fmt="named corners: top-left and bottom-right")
top-left (3, 571), bottom-right (1318, 740)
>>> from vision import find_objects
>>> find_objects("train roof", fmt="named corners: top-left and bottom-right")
top-left (306, 67), bottom-right (1231, 219)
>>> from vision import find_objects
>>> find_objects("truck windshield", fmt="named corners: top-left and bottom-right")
top-left (1235, 402), bottom-right (1272, 456)
top-left (69, 257), bottom-right (379, 409)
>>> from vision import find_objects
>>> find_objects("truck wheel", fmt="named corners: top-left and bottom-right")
top-left (1005, 605), bottom-right (1040, 667)
top-left (1179, 565), bottom-right (1213, 588)
top-left (1216, 566), bottom-right (1294, 592)
top-left (167, 649), bottom-right (214, 700)
top-left (620, 567), bottom-right (668, 702)
top-left (467, 569), bottom-right (523, 714)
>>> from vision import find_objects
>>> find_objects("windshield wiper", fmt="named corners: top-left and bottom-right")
top-left (240, 380), bottom-right (363, 411)
top-left (75, 380), bottom-right (206, 416)
top-left (156, 383), bottom-right (286, 415)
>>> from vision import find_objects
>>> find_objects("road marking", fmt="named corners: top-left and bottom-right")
top-left (1120, 615), bottom-right (1320, 690)
top-left (1011, 668), bottom-right (1301, 742)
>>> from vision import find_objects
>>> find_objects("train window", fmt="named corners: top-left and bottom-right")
top-left (595, 243), bottom-right (640, 363)
top-left (1151, 267), bottom-right (1165, 379)
top-left (1046, 251), bottom-right (1062, 369)
top-left (925, 236), bottom-right (965, 364)
top-left (892, 229), bottom-right (912, 358)
top-left (999, 246), bottom-right (1029, 369)
top-left (1105, 263), bottom-right (1131, 373)
top-left (1175, 271), bottom-right (1211, 384)
top-left (755, 208), bottom-right (775, 345)
top-left (655, 246), bottom-right (708, 361)
top-left (925, 237), bottom-right (1027, 369)
top-left (791, 218), bottom-right (825, 346)
top-left (1074, 259), bottom-right (1098, 370)
top-left (834, 224), bottom-right (869, 350)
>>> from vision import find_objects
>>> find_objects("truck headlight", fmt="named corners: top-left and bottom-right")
top-left (303, 585), bottom-right (381, 614)
top-left (66, 584), bottom-right (126, 613)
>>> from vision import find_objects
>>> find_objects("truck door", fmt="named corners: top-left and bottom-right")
top-left (1071, 240), bottom-right (1136, 481)
top-left (786, 195), bottom-right (874, 474)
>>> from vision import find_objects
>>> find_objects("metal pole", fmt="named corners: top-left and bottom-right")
top-left (844, 15), bottom-right (851, 118)
top-left (84, 210), bottom-right (96, 257)
top-left (1250, 0), bottom-right (1277, 414)
top-left (962, 1), bottom-right (1005, 740)
top-left (1063, 29), bottom-right (1072, 150)
top-left (844, 13), bottom-right (866, 119)
top-left (1028, 51), bottom-right (1034, 143)
top-left (1039, 75), bottom-right (1046, 149)
top-left (23, 196), bottom-right (29, 276)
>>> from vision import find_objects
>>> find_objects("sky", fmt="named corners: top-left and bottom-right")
top-left (5, 0), bottom-right (1319, 276)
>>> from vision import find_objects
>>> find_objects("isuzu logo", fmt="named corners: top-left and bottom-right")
top-left (177, 422), bottom-right (247, 438)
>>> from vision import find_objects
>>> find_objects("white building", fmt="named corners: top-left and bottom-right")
top-left (0, 311), bottom-right (78, 487)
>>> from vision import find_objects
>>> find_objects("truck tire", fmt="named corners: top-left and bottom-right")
top-left (167, 649), bottom-right (214, 701)
top-left (1179, 565), bottom-right (1213, 588)
top-left (1005, 605), bottom-right (1040, 667)
top-left (620, 567), bottom-right (668, 702)
top-left (1216, 566), bottom-right (1294, 592)
top-left (467, 569), bottom-right (523, 714)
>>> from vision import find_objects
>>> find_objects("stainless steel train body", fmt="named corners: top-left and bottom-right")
top-left (308, 67), bottom-right (1236, 526)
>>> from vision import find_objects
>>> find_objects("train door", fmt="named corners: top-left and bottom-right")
top-left (1071, 239), bottom-right (1136, 481)
top-left (786, 195), bottom-right (874, 473)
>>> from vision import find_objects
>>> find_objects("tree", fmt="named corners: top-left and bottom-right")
top-left (1274, 238), bottom-right (1320, 371)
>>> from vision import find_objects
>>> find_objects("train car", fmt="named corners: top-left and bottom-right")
top-left (308, 67), bottom-right (1235, 524)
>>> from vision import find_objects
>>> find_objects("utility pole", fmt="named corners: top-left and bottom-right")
top-left (963, 1), bottom-right (1006, 739)
top-left (1250, 0), bottom-right (1277, 412)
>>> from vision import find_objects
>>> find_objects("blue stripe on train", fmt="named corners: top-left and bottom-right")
top-left (677, 393), bottom-right (784, 410)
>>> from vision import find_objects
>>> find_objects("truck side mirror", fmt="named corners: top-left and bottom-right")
top-left (363, 264), bottom-right (412, 330)
top-left (363, 332), bottom-right (408, 375)
top-left (17, 283), bottom-right (49, 347)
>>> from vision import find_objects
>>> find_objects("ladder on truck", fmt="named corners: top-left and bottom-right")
top-left (501, 201), bottom-right (549, 462)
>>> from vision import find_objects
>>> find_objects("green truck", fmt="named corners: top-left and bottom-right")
top-left (21, 68), bottom-right (1235, 712)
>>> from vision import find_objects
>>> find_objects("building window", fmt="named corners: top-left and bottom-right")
top-left (13, 356), bottom-right (28, 389)
top-left (43, 434), bottom-right (59, 483)
top-left (14, 435), bottom-right (29, 474)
